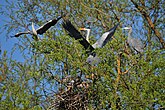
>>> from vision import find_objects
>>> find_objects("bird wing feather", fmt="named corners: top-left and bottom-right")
top-left (36, 16), bottom-right (63, 35)
top-left (93, 23), bottom-right (119, 48)
top-left (62, 20), bottom-right (94, 54)
top-left (13, 31), bottom-right (31, 37)
top-left (133, 38), bottom-right (144, 52)
top-left (12, 15), bottom-right (64, 38)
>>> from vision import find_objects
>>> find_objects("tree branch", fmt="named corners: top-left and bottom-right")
top-left (115, 53), bottom-right (122, 87)
top-left (131, 0), bottom-right (165, 49)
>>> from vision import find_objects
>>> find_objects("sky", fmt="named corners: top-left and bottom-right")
top-left (0, 0), bottom-right (146, 62)
top-left (0, 0), bottom-right (25, 62)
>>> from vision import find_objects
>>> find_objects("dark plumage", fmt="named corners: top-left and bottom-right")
top-left (36, 16), bottom-right (63, 35)
top-left (63, 20), bottom-right (119, 65)
top-left (14, 31), bottom-right (31, 37)
top-left (62, 20), bottom-right (95, 54)
top-left (12, 15), bottom-right (64, 38)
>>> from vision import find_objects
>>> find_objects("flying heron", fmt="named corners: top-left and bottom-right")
top-left (122, 27), bottom-right (144, 53)
top-left (12, 15), bottom-right (64, 40)
top-left (79, 24), bottom-right (119, 49)
top-left (62, 20), bottom-right (119, 64)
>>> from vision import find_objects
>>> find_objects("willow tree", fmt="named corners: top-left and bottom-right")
top-left (0, 0), bottom-right (164, 109)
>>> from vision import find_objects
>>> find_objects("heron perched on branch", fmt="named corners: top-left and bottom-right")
top-left (62, 20), bottom-right (119, 64)
top-left (12, 15), bottom-right (64, 40)
top-left (122, 27), bottom-right (144, 53)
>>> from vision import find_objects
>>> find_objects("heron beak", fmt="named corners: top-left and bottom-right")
top-left (79, 28), bottom-right (85, 31)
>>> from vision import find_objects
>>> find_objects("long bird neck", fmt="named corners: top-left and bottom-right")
top-left (32, 22), bottom-right (37, 36)
top-left (86, 29), bottom-right (90, 42)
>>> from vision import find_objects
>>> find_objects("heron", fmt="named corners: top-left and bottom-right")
top-left (79, 24), bottom-right (119, 49)
top-left (122, 27), bottom-right (144, 53)
top-left (62, 20), bottom-right (95, 55)
top-left (12, 15), bottom-right (64, 40)
top-left (62, 20), bottom-right (119, 64)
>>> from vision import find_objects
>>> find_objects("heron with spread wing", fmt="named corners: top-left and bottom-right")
top-left (62, 20), bottom-right (119, 64)
top-left (12, 15), bottom-right (64, 40)
top-left (80, 24), bottom-right (119, 48)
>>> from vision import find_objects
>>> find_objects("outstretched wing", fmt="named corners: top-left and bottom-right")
top-left (62, 20), bottom-right (94, 54)
top-left (36, 16), bottom-right (63, 35)
top-left (93, 23), bottom-right (119, 48)
top-left (12, 15), bottom-right (64, 38)
top-left (12, 31), bottom-right (31, 37)
top-left (103, 23), bottom-right (119, 46)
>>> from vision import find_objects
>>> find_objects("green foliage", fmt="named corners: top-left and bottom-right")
top-left (0, 0), bottom-right (164, 109)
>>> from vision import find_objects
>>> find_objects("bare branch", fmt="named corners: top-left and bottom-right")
top-left (131, 0), bottom-right (165, 49)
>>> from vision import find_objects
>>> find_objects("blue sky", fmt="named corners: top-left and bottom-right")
top-left (0, 0), bottom-right (25, 62)
top-left (0, 0), bottom-right (146, 62)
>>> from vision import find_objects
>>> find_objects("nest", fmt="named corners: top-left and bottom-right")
top-left (47, 76), bottom-right (92, 110)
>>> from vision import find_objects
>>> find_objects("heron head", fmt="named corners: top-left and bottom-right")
top-left (79, 27), bottom-right (90, 31)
